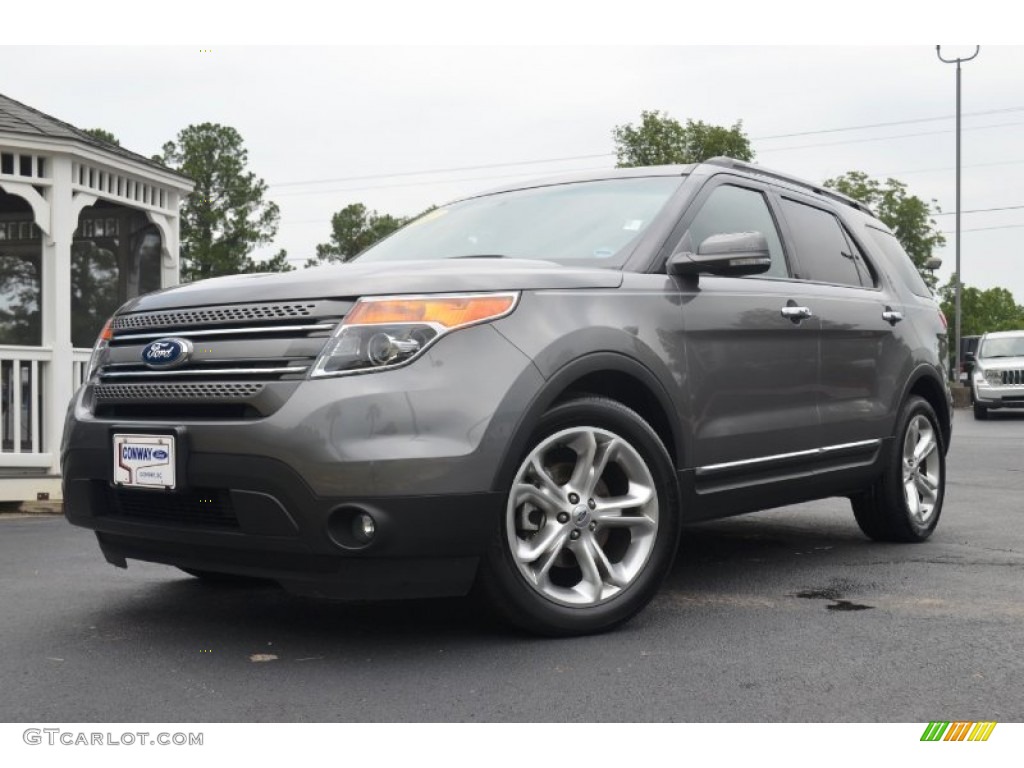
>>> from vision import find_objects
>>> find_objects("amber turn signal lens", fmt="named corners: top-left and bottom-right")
top-left (344, 294), bottom-right (517, 330)
top-left (98, 318), bottom-right (115, 343)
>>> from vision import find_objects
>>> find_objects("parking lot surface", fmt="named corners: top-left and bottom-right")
top-left (2, 411), bottom-right (1022, 722)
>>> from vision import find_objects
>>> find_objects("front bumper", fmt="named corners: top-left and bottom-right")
top-left (61, 325), bottom-right (542, 598)
top-left (973, 381), bottom-right (1024, 409)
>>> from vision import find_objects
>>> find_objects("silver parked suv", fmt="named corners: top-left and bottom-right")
top-left (62, 158), bottom-right (953, 635)
top-left (970, 330), bottom-right (1024, 419)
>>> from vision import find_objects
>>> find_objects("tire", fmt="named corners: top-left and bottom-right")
top-left (973, 403), bottom-right (989, 420)
top-left (851, 395), bottom-right (945, 542)
top-left (477, 396), bottom-right (681, 636)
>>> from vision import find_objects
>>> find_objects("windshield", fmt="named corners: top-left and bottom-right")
top-left (355, 176), bottom-right (684, 267)
top-left (981, 336), bottom-right (1024, 358)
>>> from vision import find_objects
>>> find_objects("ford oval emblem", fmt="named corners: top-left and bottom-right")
top-left (141, 338), bottom-right (192, 369)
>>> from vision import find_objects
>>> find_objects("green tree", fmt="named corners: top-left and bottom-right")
top-left (823, 171), bottom-right (945, 286)
top-left (306, 203), bottom-right (409, 267)
top-left (612, 110), bottom-right (754, 167)
top-left (83, 128), bottom-right (120, 146)
top-left (159, 123), bottom-right (291, 281)
top-left (938, 277), bottom-right (1024, 337)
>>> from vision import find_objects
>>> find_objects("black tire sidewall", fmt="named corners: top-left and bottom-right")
top-left (480, 397), bottom-right (680, 636)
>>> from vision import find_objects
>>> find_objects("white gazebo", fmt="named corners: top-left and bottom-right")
top-left (0, 93), bottom-right (193, 501)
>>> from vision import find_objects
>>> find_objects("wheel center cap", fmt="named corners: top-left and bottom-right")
top-left (572, 505), bottom-right (591, 528)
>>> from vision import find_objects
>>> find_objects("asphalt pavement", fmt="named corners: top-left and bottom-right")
top-left (2, 409), bottom-right (1022, 722)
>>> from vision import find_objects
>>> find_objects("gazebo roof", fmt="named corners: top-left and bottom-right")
top-left (0, 91), bottom-right (190, 182)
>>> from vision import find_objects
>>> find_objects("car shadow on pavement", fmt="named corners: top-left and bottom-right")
top-left (80, 504), bottom-right (877, 647)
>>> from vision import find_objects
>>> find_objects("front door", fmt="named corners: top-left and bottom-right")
top-left (669, 179), bottom-right (821, 477)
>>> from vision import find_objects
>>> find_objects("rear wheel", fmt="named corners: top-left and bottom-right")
top-left (478, 397), bottom-right (680, 636)
top-left (852, 395), bottom-right (945, 542)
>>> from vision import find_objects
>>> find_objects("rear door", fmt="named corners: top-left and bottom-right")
top-left (774, 192), bottom-right (906, 448)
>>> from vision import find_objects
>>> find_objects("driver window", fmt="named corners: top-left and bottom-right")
top-left (684, 185), bottom-right (789, 278)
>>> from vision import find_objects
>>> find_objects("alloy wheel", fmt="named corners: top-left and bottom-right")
top-left (901, 414), bottom-right (941, 525)
top-left (506, 426), bottom-right (659, 607)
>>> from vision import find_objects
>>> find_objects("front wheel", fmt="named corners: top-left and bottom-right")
top-left (973, 402), bottom-right (989, 420)
top-left (478, 397), bottom-right (680, 636)
top-left (851, 395), bottom-right (945, 542)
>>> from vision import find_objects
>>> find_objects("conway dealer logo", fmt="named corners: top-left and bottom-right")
top-left (920, 721), bottom-right (997, 742)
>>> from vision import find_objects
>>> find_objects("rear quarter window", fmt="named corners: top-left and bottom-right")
top-left (864, 226), bottom-right (933, 298)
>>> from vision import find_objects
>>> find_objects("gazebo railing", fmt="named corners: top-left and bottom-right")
top-left (72, 348), bottom-right (92, 391)
top-left (0, 346), bottom-right (88, 469)
top-left (0, 346), bottom-right (50, 467)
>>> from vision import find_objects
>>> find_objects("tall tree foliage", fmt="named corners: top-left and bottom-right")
top-left (824, 171), bottom-right (945, 286)
top-left (307, 203), bottom-right (408, 267)
top-left (612, 110), bottom-right (754, 167)
top-left (938, 277), bottom-right (1024, 336)
top-left (83, 128), bottom-right (120, 146)
top-left (159, 124), bottom-right (291, 281)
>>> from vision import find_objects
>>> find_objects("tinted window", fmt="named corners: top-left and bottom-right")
top-left (865, 226), bottom-right (933, 298)
top-left (781, 199), bottom-right (873, 288)
top-left (356, 176), bottom-right (683, 267)
top-left (685, 185), bottom-right (788, 278)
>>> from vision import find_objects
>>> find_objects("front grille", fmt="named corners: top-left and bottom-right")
top-left (91, 299), bottom-right (352, 418)
top-left (101, 485), bottom-right (238, 529)
top-left (95, 382), bottom-right (265, 401)
top-left (112, 303), bottom-right (318, 330)
top-left (1000, 369), bottom-right (1024, 386)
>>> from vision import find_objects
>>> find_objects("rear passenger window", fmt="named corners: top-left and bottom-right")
top-left (684, 185), bottom-right (789, 278)
top-left (781, 199), bottom-right (874, 288)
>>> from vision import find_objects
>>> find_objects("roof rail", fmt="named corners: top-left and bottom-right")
top-left (702, 157), bottom-right (874, 216)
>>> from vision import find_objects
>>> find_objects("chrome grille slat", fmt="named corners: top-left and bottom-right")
top-left (100, 366), bottom-right (308, 379)
top-left (112, 323), bottom-right (337, 342)
top-left (1001, 369), bottom-right (1024, 386)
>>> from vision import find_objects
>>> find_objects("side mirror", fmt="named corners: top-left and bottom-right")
top-left (668, 232), bottom-right (772, 279)
top-left (965, 352), bottom-right (976, 363)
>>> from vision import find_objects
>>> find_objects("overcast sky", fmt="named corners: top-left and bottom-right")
top-left (3, 43), bottom-right (1022, 300)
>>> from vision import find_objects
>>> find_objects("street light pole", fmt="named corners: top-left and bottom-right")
top-left (936, 45), bottom-right (980, 382)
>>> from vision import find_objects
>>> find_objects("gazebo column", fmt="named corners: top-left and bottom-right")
top-left (150, 188), bottom-right (182, 289)
top-left (41, 155), bottom-right (75, 474)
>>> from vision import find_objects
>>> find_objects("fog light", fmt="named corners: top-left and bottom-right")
top-left (353, 512), bottom-right (376, 543)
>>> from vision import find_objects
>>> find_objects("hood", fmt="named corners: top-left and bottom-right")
top-left (124, 258), bottom-right (624, 312)
top-left (978, 354), bottom-right (1024, 369)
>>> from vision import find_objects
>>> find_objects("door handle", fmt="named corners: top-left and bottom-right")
top-left (882, 307), bottom-right (904, 325)
top-left (780, 305), bottom-right (813, 322)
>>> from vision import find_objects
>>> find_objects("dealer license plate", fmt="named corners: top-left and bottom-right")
top-left (113, 434), bottom-right (176, 489)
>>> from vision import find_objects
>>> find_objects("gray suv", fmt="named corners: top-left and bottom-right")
top-left (62, 158), bottom-right (953, 635)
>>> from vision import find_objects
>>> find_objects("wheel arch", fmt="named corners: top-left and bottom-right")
top-left (490, 352), bottom-right (683, 493)
top-left (902, 366), bottom-right (953, 452)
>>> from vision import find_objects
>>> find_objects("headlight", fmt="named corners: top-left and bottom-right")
top-left (85, 317), bottom-right (114, 381)
top-left (311, 292), bottom-right (519, 377)
top-left (975, 367), bottom-right (1003, 386)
